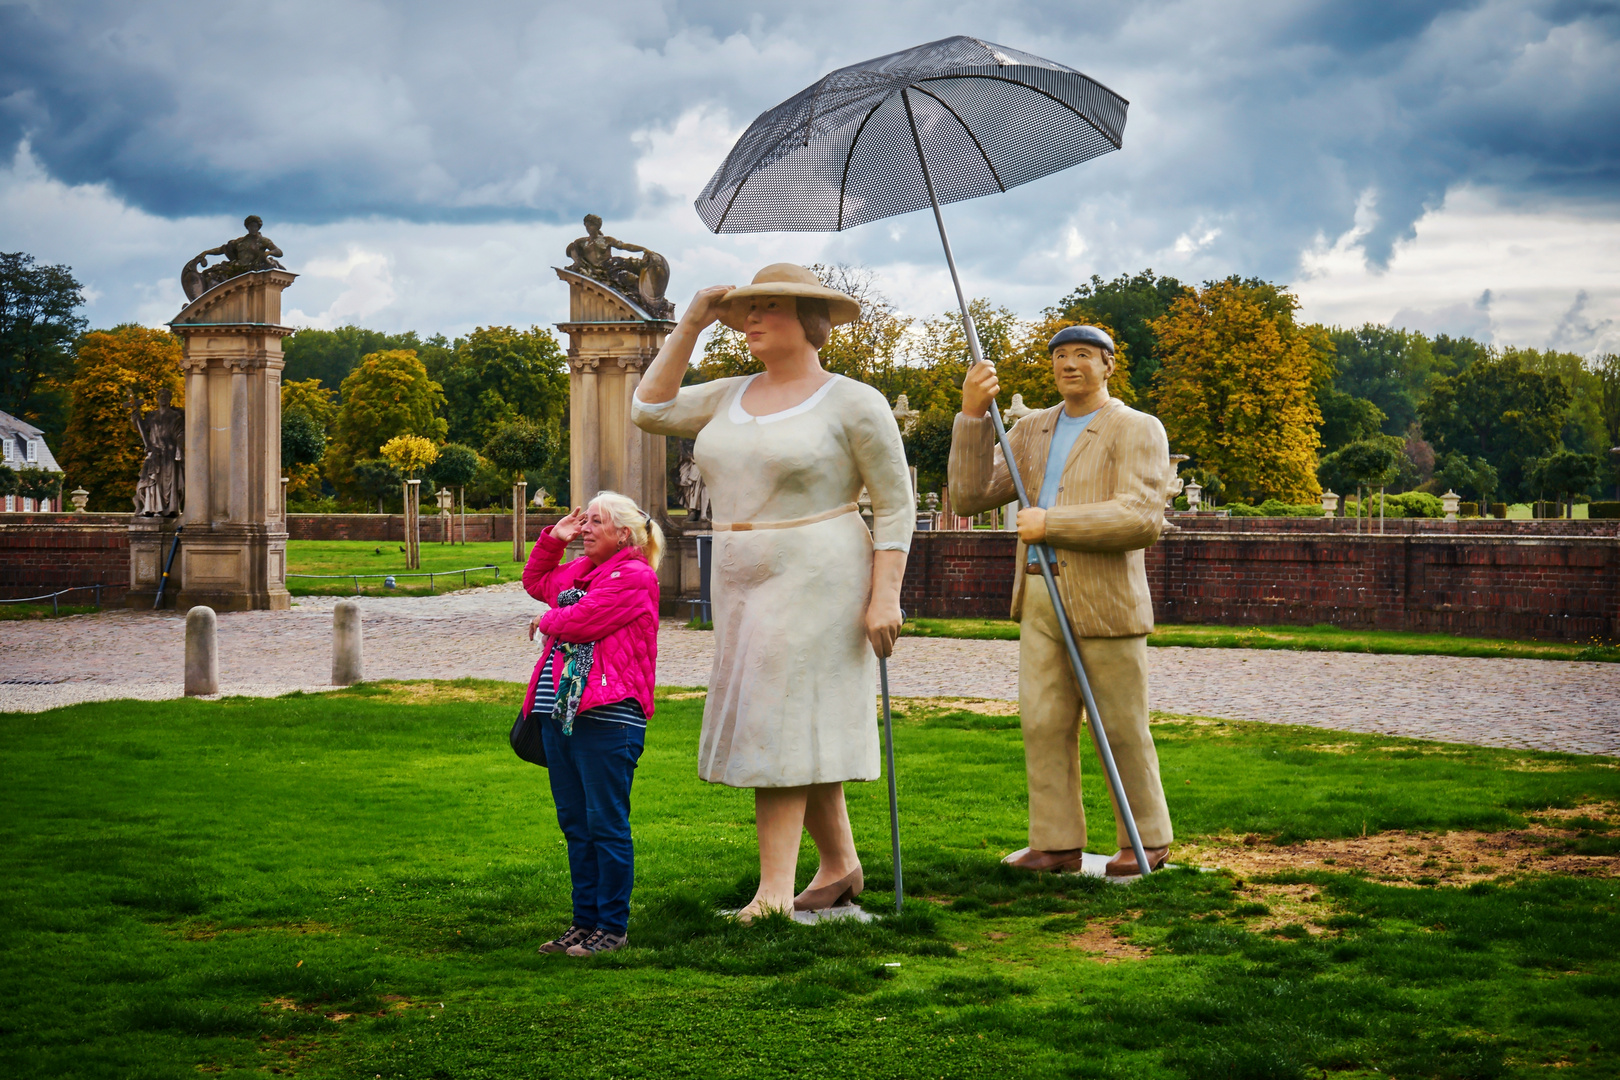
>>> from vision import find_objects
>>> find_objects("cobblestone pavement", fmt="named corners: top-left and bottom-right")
top-left (2, 584), bottom-right (1615, 755)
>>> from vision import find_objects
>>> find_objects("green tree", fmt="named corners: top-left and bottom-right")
top-left (428, 443), bottom-right (480, 491)
top-left (1429, 333), bottom-right (1491, 377)
top-left (1433, 450), bottom-right (1499, 508)
top-left (437, 325), bottom-right (568, 449)
top-left (281, 409), bottom-right (325, 468)
top-left (1327, 324), bottom-right (1439, 437)
top-left (482, 418), bottom-right (555, 505)
top-left (0, 252), bottom-right (86, 446)
top-left (1150, 280), bottom-right (1323, 503)
top-left (1317, 437), bottom-right (1402, 516)
top-left (281, 326), bottom-right (441, 391)
top-left (904, 407), bottom-right (955, 495)
top-left (1050, 269), bottom-right (1186, 399)
top-left (350, 459), bottom-right (402, 514)
top-left (326, 350), bottom-right (448, 495)
top-left (1504, 347), bottom-right (1609, 455)
top-left (1419, 352), bottom-right (1571, 500)
top-left (57, 325), bottom-right (184, 511)
top-left (1317, 386), bottom-right (1386, 453)
top-left (1526, 450), bottom-right (1603, 516)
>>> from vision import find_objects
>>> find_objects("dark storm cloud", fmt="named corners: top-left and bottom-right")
top-left (2, 0), bottom-right (1617, 281)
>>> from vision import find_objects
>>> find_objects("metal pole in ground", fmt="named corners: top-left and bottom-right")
top-left (880, 654), bottom-right (903, 913)
top-left (332, 600), bottom-right (363, 686)
top-left (185, 606), bottom-right (218, 696)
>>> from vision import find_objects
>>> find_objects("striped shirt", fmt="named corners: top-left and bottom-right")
top-left (532, 650), bottom-right (647, 728)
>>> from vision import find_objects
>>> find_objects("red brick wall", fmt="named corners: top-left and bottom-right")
top-left (0, 515), bottom-right (131, 601)
top-left (901, 521), bottom-right (1620, 642)
top-left (286, 513), bottom-right (566, 542)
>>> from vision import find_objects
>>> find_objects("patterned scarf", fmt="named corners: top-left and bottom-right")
top-left (550, 587), bottom-right (594, 736)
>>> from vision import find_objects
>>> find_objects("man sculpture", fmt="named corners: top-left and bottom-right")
top-left (182, 215), bottom-right (286, 300)
top-left (565, 214), bottom-right (674, 318)
top-left (130, 387), bottom-right (185, 516)
top-left (948, 326), bottom-right (1174, 877)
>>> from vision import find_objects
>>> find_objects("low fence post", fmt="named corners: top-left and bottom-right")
top-left (332, 600), bottom-right (363, 686)
top-left (185, 606), bottom-right (218, 696)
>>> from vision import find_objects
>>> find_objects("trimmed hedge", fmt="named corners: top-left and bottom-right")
top-left (1591, 501), bottom-right (1620, 520)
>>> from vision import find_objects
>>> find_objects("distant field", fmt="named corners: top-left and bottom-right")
top-left (285, 540), bottom-right (518, 596)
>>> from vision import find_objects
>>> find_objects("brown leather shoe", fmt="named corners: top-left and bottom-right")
top-left (793, 866), bottom-right (864, 911)
top-left (1105, 846), bottom-right (1169, 877)
top-left (1002, 846), bottom-right (1087, 873)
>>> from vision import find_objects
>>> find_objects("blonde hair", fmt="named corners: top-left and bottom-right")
top-left (590, 490), bottom-right (665, 570)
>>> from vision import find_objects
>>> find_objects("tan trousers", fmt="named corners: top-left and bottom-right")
top-left (1019, 577), bottom-right (1174, 851)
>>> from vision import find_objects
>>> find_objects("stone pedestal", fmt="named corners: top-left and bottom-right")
top-left (164, 269), bottom-right (296, 611)
top-left (126, 516), bottom-right (184, 608)
top-left (554, 267), bottom-right (674, 516)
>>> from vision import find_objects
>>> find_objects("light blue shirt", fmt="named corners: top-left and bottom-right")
top-left (1036, 407), bottom-right (1100, 509)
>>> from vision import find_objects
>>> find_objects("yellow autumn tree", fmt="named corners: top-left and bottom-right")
top-left (1150, 281), bottom-right (1322, 503)
top-left (58, 324), bottom-right (184, 511)
top-left (379, 434), bottom-right (440, 477)
top-left (281, 378), bottom-right (337, 500)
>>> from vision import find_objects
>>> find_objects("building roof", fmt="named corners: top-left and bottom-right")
top-left (0, 409), bottom-right (64, 473)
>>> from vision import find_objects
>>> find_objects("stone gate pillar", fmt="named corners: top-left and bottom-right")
top-left (554, 267), bottom-right (674, 517)
top-left (165, 268), bottom-right (296, 610)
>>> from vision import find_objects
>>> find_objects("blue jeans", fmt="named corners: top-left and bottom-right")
top-left (540, 712), bottom-right (645, 935)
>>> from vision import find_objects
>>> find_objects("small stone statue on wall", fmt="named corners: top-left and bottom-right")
top-left (675, 440), bottom-right (710, 522)
top-left (182, 215), bottom-right (286, 301)
top-left (565, 214), bottom-right (674, 319)
top-left (129, 387), bottom-right (185, 516)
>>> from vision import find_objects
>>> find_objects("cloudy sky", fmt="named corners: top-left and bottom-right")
top-left (2, 0), bottom-right (1617, 355)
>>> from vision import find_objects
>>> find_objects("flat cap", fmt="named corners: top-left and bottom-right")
top-left (1048, 325), bottom-right (1115, 354)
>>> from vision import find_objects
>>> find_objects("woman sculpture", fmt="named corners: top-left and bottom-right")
top-left (631, 264), bottom-right (914, 920)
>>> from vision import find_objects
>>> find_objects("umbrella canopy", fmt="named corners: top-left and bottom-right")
top-left (695, 35), bottom-right (1128, 234)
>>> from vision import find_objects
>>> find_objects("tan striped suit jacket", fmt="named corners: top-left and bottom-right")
top-left (948, 397), bottom-right (1171, 638)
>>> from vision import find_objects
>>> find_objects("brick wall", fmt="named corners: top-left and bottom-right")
top-left (287, 512), bottom-right (566, 542)
top-left (901, 521), bottom-right (1619, 642)
top-left (0, 514), bottom-right (131, 602)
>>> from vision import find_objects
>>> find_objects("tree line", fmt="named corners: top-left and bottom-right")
top-left (3, 250), bottom-right (1617, 514)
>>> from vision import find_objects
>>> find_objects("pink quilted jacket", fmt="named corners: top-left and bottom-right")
top-left (521, 527), bottom-right (660, 721)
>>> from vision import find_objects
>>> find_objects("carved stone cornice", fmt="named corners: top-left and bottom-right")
top-left (172, 268), bottom-right (298, 325)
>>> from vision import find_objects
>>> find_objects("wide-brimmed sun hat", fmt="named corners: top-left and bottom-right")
top-left (718, 264), bottom-right (861, 331)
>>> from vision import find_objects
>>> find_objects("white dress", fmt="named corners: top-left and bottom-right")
top-left (632, 374), bottom-right (915, 787)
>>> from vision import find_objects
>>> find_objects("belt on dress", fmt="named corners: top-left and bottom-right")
top-left (711, 502), bottom-right (860, 532)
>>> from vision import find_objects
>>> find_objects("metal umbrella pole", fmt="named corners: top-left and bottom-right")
top-left (879, 651), bottom-right (903, 912)
top-left (901, 89), bottom-right (1153, 877)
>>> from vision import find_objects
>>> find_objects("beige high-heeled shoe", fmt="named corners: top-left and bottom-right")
top-left (792, 865), bottom-right (864, 911)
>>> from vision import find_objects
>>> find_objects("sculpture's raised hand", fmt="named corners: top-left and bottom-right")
top-left (684, 285), bottom-right (735, 331)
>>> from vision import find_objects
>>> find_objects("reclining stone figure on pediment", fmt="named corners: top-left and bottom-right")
top-left (181, 215), bottom-right (286, 301)
top-left (565, 214), bottom-right (674, 319)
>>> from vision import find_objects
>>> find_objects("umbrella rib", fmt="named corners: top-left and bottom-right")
top-left (916, 73), bottom-right (1123, 150)
top-left (837, 100), bottom-right (887, 232)
top-left (713, 172), bottom-right (751, 233)
top-left (908, 83), bottom-right (1005, 193)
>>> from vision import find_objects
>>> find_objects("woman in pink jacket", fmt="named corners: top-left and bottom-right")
top-left (522, 491), bottom-right (663, 958)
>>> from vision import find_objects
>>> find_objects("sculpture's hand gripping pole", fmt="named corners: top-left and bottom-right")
top-left (902, 88), bottom-right (1154, 878)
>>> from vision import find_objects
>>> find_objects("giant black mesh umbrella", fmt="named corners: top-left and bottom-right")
top-left (695, 36), bottom-right (1154, 882)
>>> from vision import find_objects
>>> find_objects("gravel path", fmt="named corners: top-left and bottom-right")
top-left (2, 584), bottom-right (1615, 755)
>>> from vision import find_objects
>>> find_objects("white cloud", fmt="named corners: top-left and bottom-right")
top-left (1293, 185), bottom-right (1620, 354)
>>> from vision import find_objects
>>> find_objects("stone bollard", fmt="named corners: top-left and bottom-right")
top-left (332, 600), bottom-right (363, 686)
top-left (184, 606), bottom-right (218, 696)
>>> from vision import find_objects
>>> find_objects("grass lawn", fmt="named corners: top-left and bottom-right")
top-left (0, 602), bottom-right (103, 620)
top-left (285, 541), bottom-right (519, 597)
top-left (902, 617), bottom-right (1620, 662)
top-left (2, 685), bottom-right (1617, 1078)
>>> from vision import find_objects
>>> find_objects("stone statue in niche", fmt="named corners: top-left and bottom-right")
top-left (565, 214), bottom-right (674, 319)
top-left (129, 387), bottom-right (185, 516)
top-left (675, 440), bottom-right (710, 522)
top-left (182, 215), bottom-right (286, 301)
